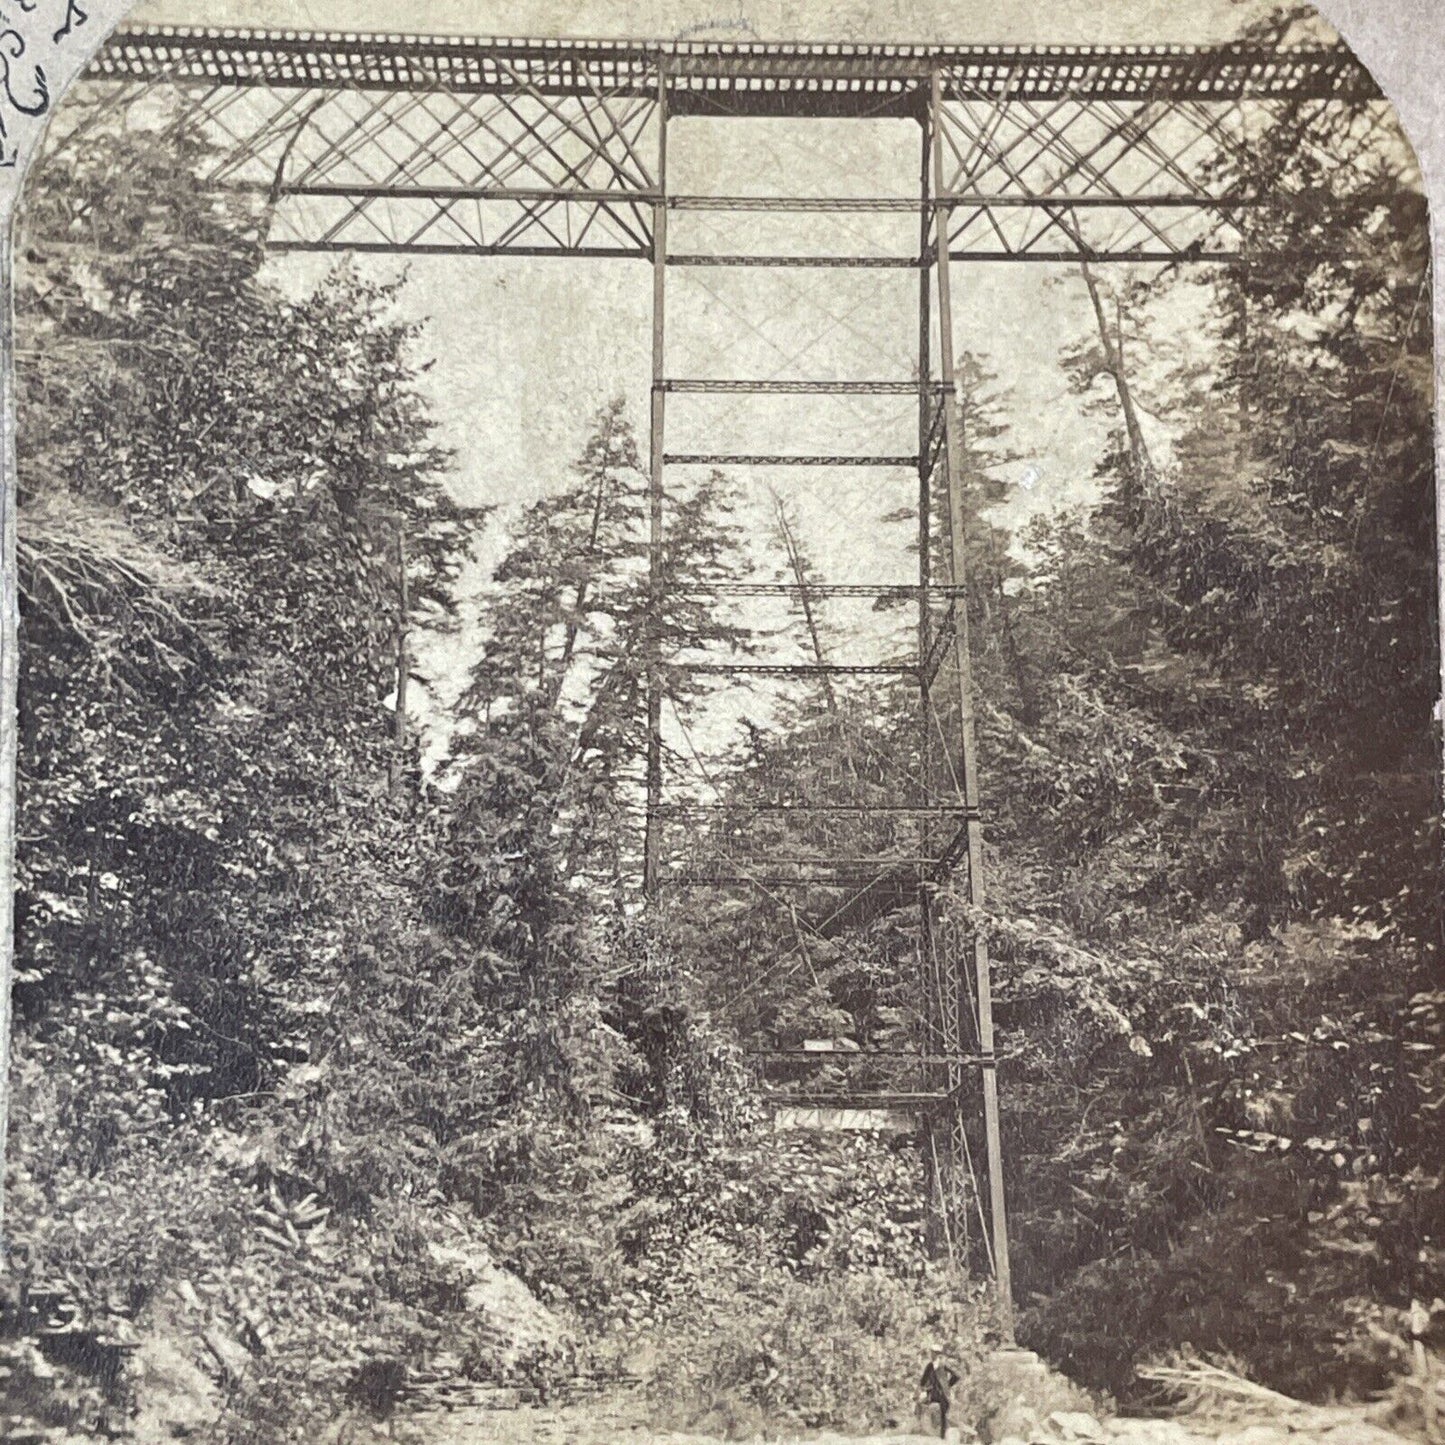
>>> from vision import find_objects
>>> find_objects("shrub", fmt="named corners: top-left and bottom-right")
top-left (647, 1266), bottom-right (991, 1435)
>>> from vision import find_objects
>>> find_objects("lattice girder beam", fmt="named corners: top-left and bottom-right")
top-left (267, 76), bottom-right (660, 254)
top-left (68, 56), bottom-right (664, 258)
top-left (68, 27), bottom-right (1398, 261)
top-left (934, 86), bottom-right (1411, 262)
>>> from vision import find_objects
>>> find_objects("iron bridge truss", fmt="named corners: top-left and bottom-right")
top-left (67, 26), bottom-right (1406, 1327)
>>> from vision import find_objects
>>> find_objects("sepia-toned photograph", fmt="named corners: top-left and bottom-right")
top-left (0, 0), bottom-right (1439, 1441)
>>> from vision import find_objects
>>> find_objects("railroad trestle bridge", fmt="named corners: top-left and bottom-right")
top-left (66, 25), bottom-right (1402, 1327)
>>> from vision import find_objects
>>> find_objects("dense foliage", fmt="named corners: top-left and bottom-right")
top-left (7, 106), bottom-right (496, 1440)
top-left (987, 80), bottom-right (1442, 1396)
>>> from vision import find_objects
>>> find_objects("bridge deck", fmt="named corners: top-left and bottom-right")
top-left (89, 27), bottom-right (1379, 117)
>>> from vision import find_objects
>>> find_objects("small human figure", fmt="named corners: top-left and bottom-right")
top-left (753, 1330), bottom-right (780, 1393)
top-left (918, 1340), bottom-right (960, 1441)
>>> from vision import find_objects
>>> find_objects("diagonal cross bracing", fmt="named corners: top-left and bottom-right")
top-left (78, 27), bottom-right (1389, 262)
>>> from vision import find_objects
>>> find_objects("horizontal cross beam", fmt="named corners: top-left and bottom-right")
top-left (669, 254), bottom-right (923, 268)
top-left (766, 1092), bottom-right (957, 1108)
top-left (750, 1050), bottom-right (999, 1064)
top-left (668, 193), bottom-right (1257, 210)
top-left (265, 239), bottom-right (1241, 262)
top-left (673, 663), bottom-right (918, 676)
top-left (665, 875), bottom-right (918, 888)
top-left (663, 454), bottom-right (919, 467)
top-left (659, 379), bottom-right (939, 394)
top-left (679, 849), bottom-right (959, 861)
top-left (690, 583), bottom-right (968, 597)
top-left (650, 804), bottom-right (979, 815)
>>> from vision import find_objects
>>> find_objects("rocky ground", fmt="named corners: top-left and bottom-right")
top-left (394, 1341), bottom-right (1433, 1445)
top-left (408, 1399), bottom-right (1418, 1445)
top-left (106, 1262), bottom-right (1438, 1445)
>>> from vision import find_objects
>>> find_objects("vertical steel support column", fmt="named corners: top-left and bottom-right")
top-left (930, 70), bottom-right (1014, 1333)
top-left (916, 105), bottom-right (935, 792)
top-left (643, 66), bottom-right (669, 898)
top-left (916, 103), bottom-right (946, 1260)
top-left (916, 108), bottom-right (935, 677)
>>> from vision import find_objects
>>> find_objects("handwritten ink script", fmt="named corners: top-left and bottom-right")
top-left (0, 0), bottom-right (96, 174)
top-left (674, 17), bottom-right (761, 43)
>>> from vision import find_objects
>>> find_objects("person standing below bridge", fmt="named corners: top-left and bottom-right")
top-left (918, 1340), bottom-right (961, 1440)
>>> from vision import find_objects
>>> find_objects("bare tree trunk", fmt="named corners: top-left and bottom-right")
top-left (771, 489), bottom-right (837, 715)
top-left (1080, 259), bottom-right (1155, 487)
top-left (771, 490), bottom-right (862, 784)
top-left (555, 411), bottom-right (618, 687)
top-left (996, 566), bottom-right (1040, 728)
top-left (389, 527), bottom-right (410, 798)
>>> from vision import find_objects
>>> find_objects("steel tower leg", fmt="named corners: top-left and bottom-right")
top-left (916, 105), bottom-right (949, 1262)
top-left (930, 70), bottom-right (1014, 1336)
top-left (643, 66), bottom-right (668, 898)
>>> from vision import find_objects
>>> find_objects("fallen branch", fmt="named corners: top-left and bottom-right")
top-left (1138, 1359), bottom-right (1310, 1415)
